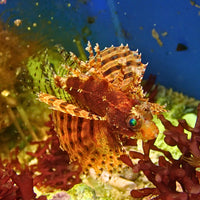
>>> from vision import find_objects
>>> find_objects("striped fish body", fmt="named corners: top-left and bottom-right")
top-left (53, 111), bottom-right (122, 174)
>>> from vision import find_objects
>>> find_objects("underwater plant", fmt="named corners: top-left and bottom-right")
top-left (0, 116), bottom-right (82, 199)
top-left (0, 148), bottom-right (47, 200)
top-left (155, 85), bottom-right (200, 119)
top-left (0, 20), bottom-right (48, 157)
top-left (121, 104), bottom-right (200, 199)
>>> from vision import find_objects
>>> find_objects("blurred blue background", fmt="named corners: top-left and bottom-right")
top-left (0, 0), bottom-right (200, 99)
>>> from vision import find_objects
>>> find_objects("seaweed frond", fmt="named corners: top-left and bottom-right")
top-left (121, 104), bottom-right (200, 199)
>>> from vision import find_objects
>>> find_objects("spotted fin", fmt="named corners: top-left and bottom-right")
top-left (38, 93), bottom-right (104, 120)
top-left (27, 48), bottom-right (83, 107)
top-left (85, 42), bottom-right (147, 98)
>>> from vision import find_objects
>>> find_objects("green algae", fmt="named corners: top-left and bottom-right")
top-left (67, 183), bottom-right (111, 200)
top-left (155, 85), bottom-right (200, 118)
top-left (154, 85), bottom-right (199, 159)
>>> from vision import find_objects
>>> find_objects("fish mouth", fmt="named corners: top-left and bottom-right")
top-left (140, 121), bottom-right (159, 140)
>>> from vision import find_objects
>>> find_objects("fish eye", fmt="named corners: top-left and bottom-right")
top-left (126, 115), bottom-right (142, 130)
top-left (129, 118), bottom-right (137, 127)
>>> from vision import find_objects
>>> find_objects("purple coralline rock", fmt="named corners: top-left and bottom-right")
top-left (50, 191), bottom-right (70, 200)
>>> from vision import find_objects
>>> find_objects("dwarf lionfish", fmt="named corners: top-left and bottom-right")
top-left (37, 41), bottom-right (165, 174)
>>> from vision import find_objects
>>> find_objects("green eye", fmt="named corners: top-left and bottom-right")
top-left (126, 115), bottom-right (142, 130)
top-left (129, 118), bottom-right (137, 127)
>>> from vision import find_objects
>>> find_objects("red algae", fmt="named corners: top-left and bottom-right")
top-left (0, 148), bottom-right (46, 200)
top-left (0, 116), bottom-right (82, 199)
top-left (121, 104), bottom-right (200, 199)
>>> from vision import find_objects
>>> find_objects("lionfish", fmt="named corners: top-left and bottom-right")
top-left (37, 42), bottom-right (165, 174)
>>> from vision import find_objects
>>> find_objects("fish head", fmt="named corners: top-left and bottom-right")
top-left (107, 100), bottom-right (165, 140)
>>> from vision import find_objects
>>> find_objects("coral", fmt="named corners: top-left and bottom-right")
top-left (121, 104), bottom-right (200, 199)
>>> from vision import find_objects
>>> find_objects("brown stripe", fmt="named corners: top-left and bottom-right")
top-left (77, 117), bottom-right (84, 136)
top-left (67, 114), bottom-right (72, 134)
top-left (103, 65), bottom-right (121, 77)
top-left (74, 107), bottom-right (82, 114)
top-left (48, 98), bottom-right (56, 102)
top-left (47, 98), bottom-right (56, 106)
top-left (60, 102), bottom-right (68, 110)
top-left (101, 52), bottom-right (130, 66)
top-left (89, 120), bottom-right (94, 137)
top-left (100, 46), bottom-right (128, 57)
top-left (88, 112), bottom-right (93, 118)
top-left (126, 60), bottom-right (134, 66)
top-left (124, 72), bottom-right (133, 79)
top-left (70, 116), bottom-right (78, 147)
top-left (100, 47), bottom-right (116, 57)
top-left (59, 112), bottom-right (65, 136)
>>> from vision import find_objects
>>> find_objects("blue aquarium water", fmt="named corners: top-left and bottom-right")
top-left (0, 0), bottom-right (200, 99)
